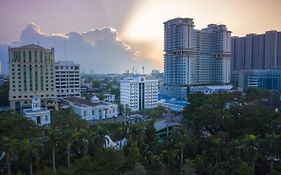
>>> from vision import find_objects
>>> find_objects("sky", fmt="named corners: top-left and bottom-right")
top-left (0, 0), bottom-right (281, 74)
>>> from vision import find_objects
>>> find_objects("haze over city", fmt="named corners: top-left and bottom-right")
top-left (1, 0), bottom-right (281, 74)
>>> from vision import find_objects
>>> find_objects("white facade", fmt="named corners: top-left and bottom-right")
top-left (64, 97), bottom-right (118, 121)
top-left (55, 61), bottom-right (80, 99)
top-left (164, 18), bottom-right (231, 87)
top-left (23, 96), bottom-right (51, 126)
top-left (120, 76), bottom-right (158, 111)
top-left (9, 44), bottom-right (57, 112)
top-left (104, 94), bottom-right (115, 102)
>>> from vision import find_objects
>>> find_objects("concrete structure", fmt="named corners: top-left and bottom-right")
top-left (23, 96), bottom-right (51, 126)
top-left (154, 120), bottom-right (180, 139)
top-left (158, 99), bottom-right (188, 112)
top-left (55, 61), bottom-right (80, 98)
top-left (238, 69), bottom-right (281, 91)
top-left (64, 97), bottom-right (118, 121)
top-left (120, 76), bottom-right (158, 111)
top-left (190, 85), bottom-right (233, 94)
top-left (162, 18), bottom-right (231, 99)
top-left (9, 44), bottom-right (57, 112)
top-left (232, 31), bottom-right (281, 71)
top-left (104, 94), bottom-right (115, 102)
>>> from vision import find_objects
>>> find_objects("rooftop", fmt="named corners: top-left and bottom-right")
top-left (64, 97), bottom-right (109, 107)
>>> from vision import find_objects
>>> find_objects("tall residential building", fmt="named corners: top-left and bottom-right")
top-left (162, 18), bottom-right (231, 98)
top-left (120, 76), bottom-right (158, 111)
top-left (232, 30), bottom-right (281, 71)
top-left (9, 44), bottom-right (57, 112)
top-left (55, 61), bottom-right (81, 99)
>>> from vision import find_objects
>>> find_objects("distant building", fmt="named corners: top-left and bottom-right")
top-left (162, 18), bottom-right (231, 99)
top-left (231, 31), bottom-right (281, 71)
top-left (23, 96), bottom-right (51, 126)
top-left (231, 31), bottom-right (281, 85)
top-left (158, 99), bottom-right (188, 112)
top-left (63, 97), bottom-right (118, 121)
top-left (55, 61), bottom-right (81, 98)
top-left (104, 94), bottom-right (115, 102)
top-left (238, 69), bottom-right (281, 91)
top-left (120, 76), bottom-right (158, 111)
top-left (9, 44), bottom-right (57, 112)
top-left (190, 85), bottom-right (233, 94)
top-left (150, 69), bottom-right (162, 78)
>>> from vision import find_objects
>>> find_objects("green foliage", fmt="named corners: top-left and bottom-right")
top-left (1, 89), bottom-right (281, 174)
top-left (131, 106), bottom-right (166, 118)
top-left (0, 81), bottom-right (9, 106)
top-left (245, 87), bottom-right (271, 102)
top-left (92, 80), bottom-right (100, 89)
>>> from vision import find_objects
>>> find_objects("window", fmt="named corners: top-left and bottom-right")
top-left (29, 50), bottom-right (32, 62)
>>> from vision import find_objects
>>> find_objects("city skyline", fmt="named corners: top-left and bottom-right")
top-left (1, 0), bottom-right (281, 73)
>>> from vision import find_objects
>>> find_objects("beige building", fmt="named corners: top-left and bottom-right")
top-left (9, 44), bottom-right (57, 112)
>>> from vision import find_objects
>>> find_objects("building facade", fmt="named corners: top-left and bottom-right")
top-left (64, 97), bottom-right (118, 121)
top-left (232, 31), bottom-right (281, 71)
top-left (120, 76), bottom-right (158, 111)
top-left (55, 61), bottom-right (81, 99)
top-left (162, 18), bottom-right (231, 98)
top-left (238, 69), bottom-right (281, 91)
top-left (23, 96), bottom-right (51, 126)
top-left (9, 44), bottom-right (57, 112)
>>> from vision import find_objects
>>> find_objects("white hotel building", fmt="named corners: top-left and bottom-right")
top-left (55, 61), bottom-right (81, 99)
top-left (120, 76), bottom-right (158, 111)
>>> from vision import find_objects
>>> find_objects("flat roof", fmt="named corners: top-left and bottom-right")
top-left (64, 97), bottom-right (110, 107)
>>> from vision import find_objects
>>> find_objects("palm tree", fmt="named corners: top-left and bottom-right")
top-left (64, 129), bottom-right (79, 169)
top-left (46, 128), bottom-right (62, 174)
top-left (0, 136), bottom-right (19, 175)
top-left (20, 139), bottom-right (41, 175)
top-left (262, 133), bottom-right (281, 175)
top-left (241, 134), bottom-right (259, 174)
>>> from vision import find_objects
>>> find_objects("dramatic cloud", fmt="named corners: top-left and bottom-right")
top-left (0, 23), bottom-right (156, 74)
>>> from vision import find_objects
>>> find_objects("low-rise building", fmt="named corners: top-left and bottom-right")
top-left (104, 94), bottom-right (115, 102)
top-left (238, 69), bottom-right (281, 91)
top-left (63, 97), bottom-right (118, 121)
top-left (190, 85), bottom-right (233, 94)
top-left (158, 99), bottom-right (188, 112)
top-left (23, 96), bottom-right (51, 126)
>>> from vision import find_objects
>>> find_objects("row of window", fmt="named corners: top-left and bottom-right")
top-left (12, 94), bottom-right (55, 99)
top-left (12, 50), bottom-right (53, 63)
top-left (55, 66), bottom-right (79, 70)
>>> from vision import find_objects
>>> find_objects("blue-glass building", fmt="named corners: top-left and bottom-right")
top-left (238, 69), bottom-right (281, 91)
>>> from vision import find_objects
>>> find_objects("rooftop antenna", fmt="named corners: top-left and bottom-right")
top-left (37, 41), bottom-right (40, 46)
top-left (64, 39), bottom-right (67, 60)
top-left (142, 66), bottom-right (144, 75)
top-left (132, 57), bottom-right (136, 75)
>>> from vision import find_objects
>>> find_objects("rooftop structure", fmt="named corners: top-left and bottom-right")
top-left (22, 96), bottom-right (51, 126)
